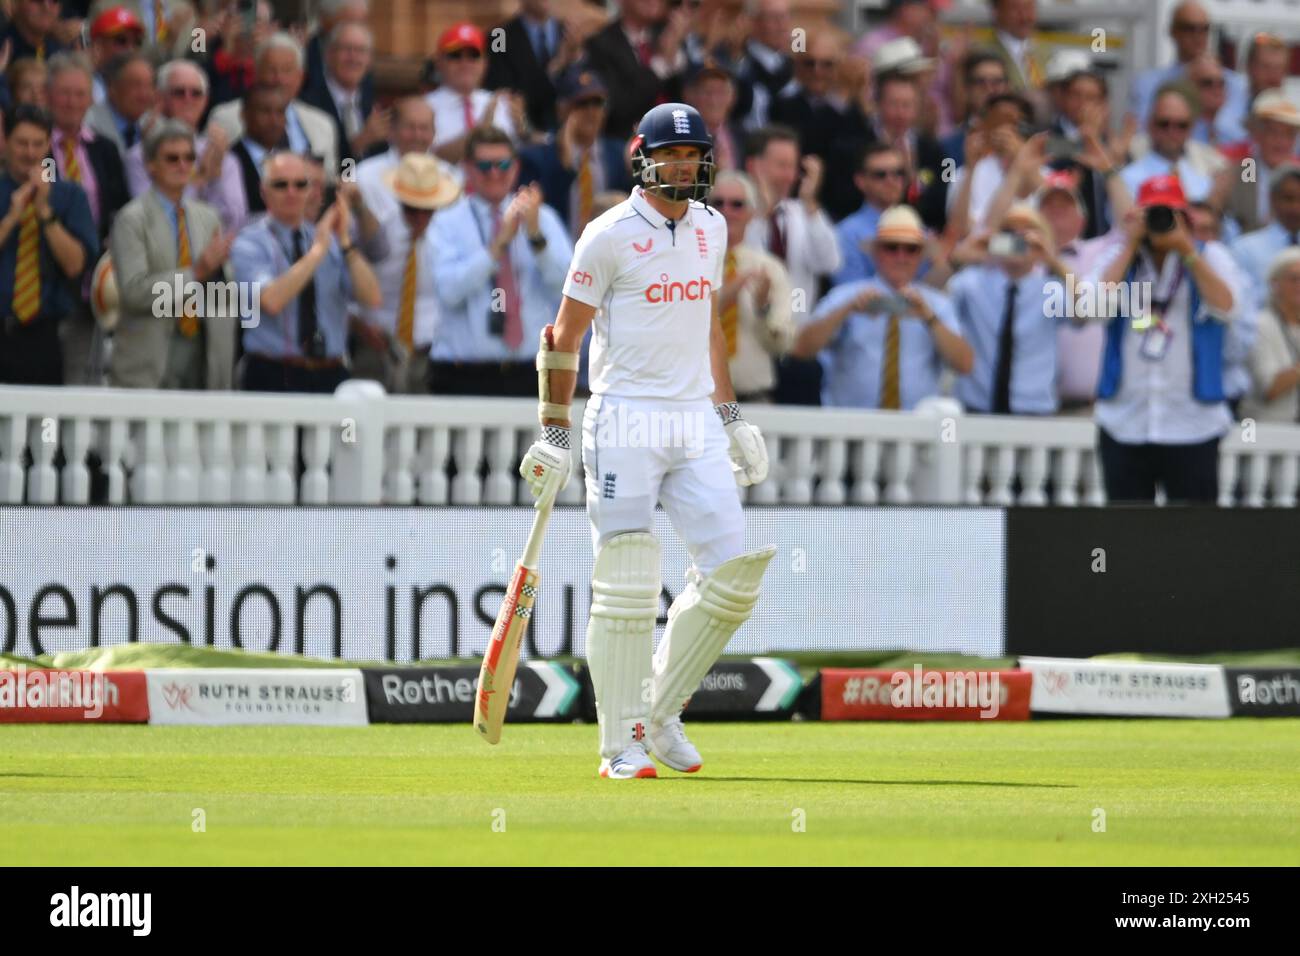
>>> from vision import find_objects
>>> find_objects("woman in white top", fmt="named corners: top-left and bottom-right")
top-left (1243, 247), bottom-right (1300, 423)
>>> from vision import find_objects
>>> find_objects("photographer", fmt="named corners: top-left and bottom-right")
top-left (947, 203), bottom-right (1067, 414)
top-left (1083, 174), bottom-right (1239, 503)
top-left (793, 205), bottom-right (971, 410)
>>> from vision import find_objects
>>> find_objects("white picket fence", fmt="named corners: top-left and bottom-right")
top-left (3, 383), bottom-right (1300, 507)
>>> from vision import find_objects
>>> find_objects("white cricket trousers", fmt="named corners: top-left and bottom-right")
top-left (581, 394), bottom-right (745, 577)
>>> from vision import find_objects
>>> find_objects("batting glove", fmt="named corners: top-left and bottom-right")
top-left (716, 403), bottom-right (769, 487)
top-left (520, 425), bottom-right (573, 506)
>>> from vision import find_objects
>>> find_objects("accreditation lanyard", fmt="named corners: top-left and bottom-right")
top-left (1139, 260), bottom-right (1185, 362)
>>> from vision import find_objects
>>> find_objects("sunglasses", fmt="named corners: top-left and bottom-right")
top-left (867, 168), bottom-right (907, 179)
top-left (878, 242), bottom-right (922, 254)
top-left (1196, 77), bottom-right (1225, 89)
top-left (969, 75), bottom-right (1007, 88)
top-left (104, 34), bottom-right (139, 47)
top-left (161, 151), bottom-right (197, 164)
top-left (715, 198), bottom-right (748, 209)
top-left (473, 157), bottom-right (513, 173)
top-left (1154, 119), bottom-right (1192, 131)
top-left (268, 178), bottom-right (310, 191)
top-left (443, 48), bottom-right (482, 61)
top-left (1173, 22), bottom-right (1210, 34)
top-left (167, 87), bottom-right (205, 99)
top-left (571, 96), bottom-right (606, 110)
top-left (400, 202), bottom-right (433, 216)
top-left (799, 58), bottom-right (838, 70)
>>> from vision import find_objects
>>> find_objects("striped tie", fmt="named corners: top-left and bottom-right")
top-left (34, 42), bottom-right (45, 63)
top-left (880, 315), bottom-right (901, 410)
top-left (577, 150), bottom-right (594, 232)
top-left (1025, 44), bottom-right (1044, 89)
top-left (176, 205), bottom-right (199, 337)
top-left (154, 0), bottom-right (167, 42)
top-left (397, 239), bottom-right (418, 348)
top-left (62, 138), bottom-right (81, 182)
top-left (721, 251), bottom-right (739, 357)
top-left (12, 204), bottom-right (41, 323)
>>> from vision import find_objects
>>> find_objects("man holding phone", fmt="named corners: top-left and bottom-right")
top-left (947, 203), bottom-right (1067, 414)
top-left (793, 206), bottom-right (972, 409)
top-left (1082, 175), bottom-right (1240, 503)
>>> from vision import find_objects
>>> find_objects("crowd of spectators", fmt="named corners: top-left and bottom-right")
top-left (2, 0), bottom-right (1300, 503)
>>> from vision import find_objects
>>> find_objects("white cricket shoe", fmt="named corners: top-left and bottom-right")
top-left (648, 716), bottom-right (702, 773)
top-left (598, 743), bottom-right (658, 779)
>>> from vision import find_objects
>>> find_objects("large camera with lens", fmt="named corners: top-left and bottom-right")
top-left (1145, 205), bottom-right (1177, 235)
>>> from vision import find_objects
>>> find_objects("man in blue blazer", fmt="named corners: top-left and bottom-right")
top-left (517, 67), bottom-right (632, 241)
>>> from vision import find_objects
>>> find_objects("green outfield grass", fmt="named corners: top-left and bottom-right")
top-left (1, 720), bottom-right (1297, 866)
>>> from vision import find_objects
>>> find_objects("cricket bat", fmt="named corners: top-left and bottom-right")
top-left (473, 498), bottom-right (554, 744)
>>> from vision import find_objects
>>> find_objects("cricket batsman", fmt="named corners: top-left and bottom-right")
top-left (519, 103), bottom-right (776, 779)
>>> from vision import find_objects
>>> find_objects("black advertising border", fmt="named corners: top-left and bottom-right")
top-left (1005, 507), bottom-right (1300, 657)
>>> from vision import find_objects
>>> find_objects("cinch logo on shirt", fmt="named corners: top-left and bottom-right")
top-left (571, 269), bottom-right (593, 286)
top-left (644, 273), bottom-right (713, 303)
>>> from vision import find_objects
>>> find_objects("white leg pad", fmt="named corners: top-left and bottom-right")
top-left (651, 545), bottom-right (777, 725)
top-left (586, 531), bottom-right (661, 759)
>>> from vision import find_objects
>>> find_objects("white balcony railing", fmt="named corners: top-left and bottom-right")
top-left (2, 383), bottom-right (1299, 507)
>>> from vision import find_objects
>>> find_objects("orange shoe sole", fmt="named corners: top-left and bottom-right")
top-left (599, 765), bottom-right (659, 778)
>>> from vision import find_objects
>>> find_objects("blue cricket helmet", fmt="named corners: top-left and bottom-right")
top-left (629, 102), bottom-right (716, 203)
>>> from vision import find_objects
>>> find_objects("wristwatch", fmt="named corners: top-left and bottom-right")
top-left (37, 210), bottom-right (54, 226)
top-left (528, 232), bottom-right (547, 250)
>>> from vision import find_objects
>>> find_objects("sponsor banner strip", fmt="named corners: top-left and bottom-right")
top-left (0, 669), bottom-right (149, 723)
top-left (364, 663), bottom-right (584, 724)
top-left (1019, 657), bottom-right (1232, 718)
top-left (146, 669), bottom-right (367, 726)
top-left (1224, 667), bottom-right (1300, 717)
top-left (820, 667), bottom-right (1031, 721)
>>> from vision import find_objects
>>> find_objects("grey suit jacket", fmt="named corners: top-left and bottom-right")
top-left (1226, 173), bottom-right (1264, 235)
top-left (208, 98), bottom-right (339, 179)
top-left (108, 190), bottom-right (238, 389)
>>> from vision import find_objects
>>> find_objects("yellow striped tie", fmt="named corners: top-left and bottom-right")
top-left (13, 204), bottom-right (41, 323)
top-left (154, 0), bottom-right (167, 42)
top-left (176, 205), bottom-right (199, 337)
top-left (880, 315), bottom-right (901, 410)
top-left (721, 251), bottom-right (739, 357)
top-left (397, 240), bottom-right (418, 348)
top-left (63, 138), bottom-right (81, 182)
top-left (577, 151), bottom-right (594, 231)
top-left (1025, 44), bottom-right (1044, 90)
top-left (34, 42), bottom-right (45, 63)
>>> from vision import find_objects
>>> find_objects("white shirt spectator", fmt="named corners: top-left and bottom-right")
top-left (430, 192), bottom-right (572, 363)
top-left (1242, 307), bottom-right (1300, 422)
top-left (945, 155), bottom-right (1007, 232)
top-left (744, 197), bottom-right (841, 325)
top-left (425, 87), bottom-right (517, 147)
top-left (368, 226), bottom-right (441, 350)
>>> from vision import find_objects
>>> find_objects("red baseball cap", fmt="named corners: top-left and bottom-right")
top-left (438, 23), bottom-right (485, 55)
top-left (1136, 174), bottom-right (1188, 209)
top-left (90, 6), bottom-right (145, 39)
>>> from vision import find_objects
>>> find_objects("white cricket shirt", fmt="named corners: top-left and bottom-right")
top-left (561, 187), bottom-right (727, 401)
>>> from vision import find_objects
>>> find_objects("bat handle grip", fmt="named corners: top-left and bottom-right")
top-left (520, 497), bottom-right (553, 569)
